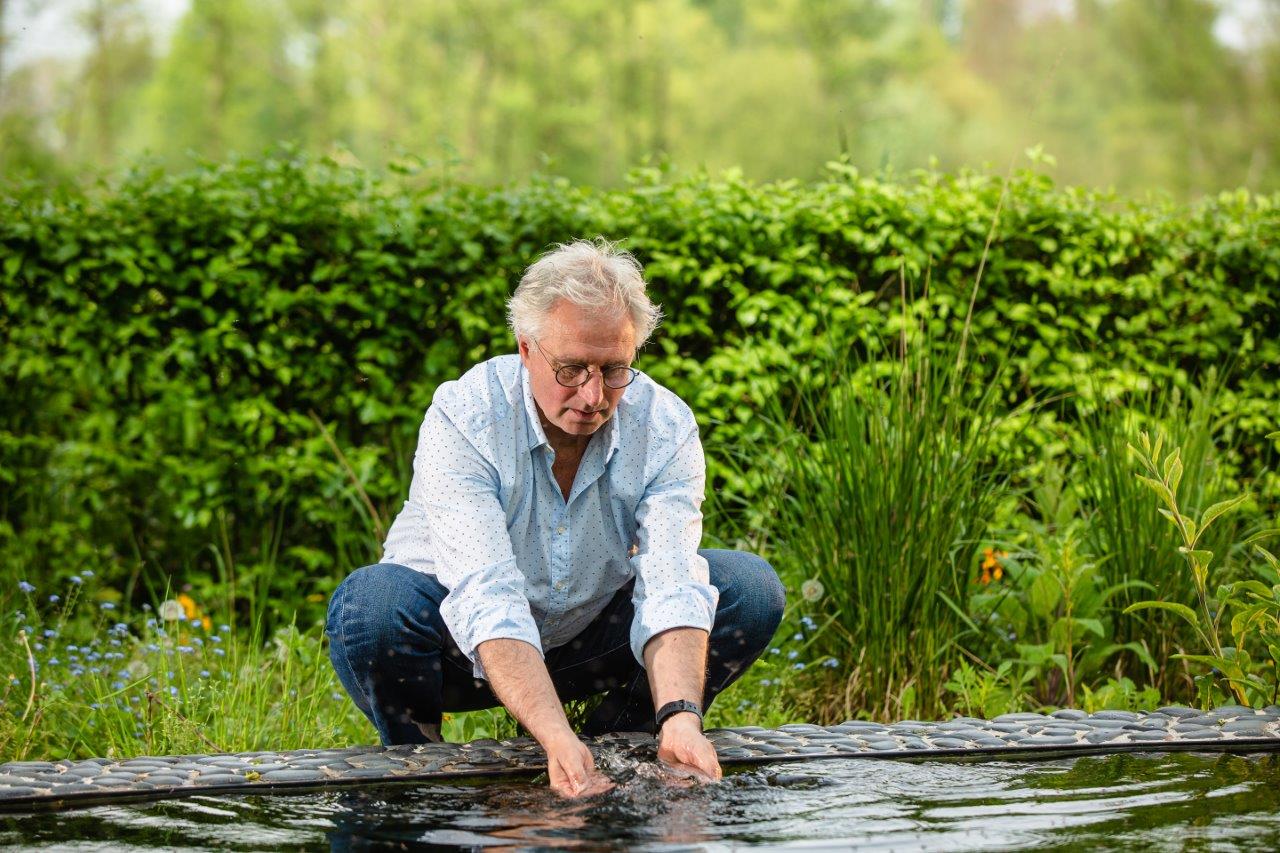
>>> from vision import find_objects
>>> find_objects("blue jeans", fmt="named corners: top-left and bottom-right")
top-left (325, 549), bottom-right (785, 745)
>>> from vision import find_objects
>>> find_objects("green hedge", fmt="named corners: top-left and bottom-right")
top-left (3, 156), bottom-right (1277, 618)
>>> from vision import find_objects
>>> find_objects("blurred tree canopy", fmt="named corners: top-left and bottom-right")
top-left (1, 0), bottom-right (1278, 198)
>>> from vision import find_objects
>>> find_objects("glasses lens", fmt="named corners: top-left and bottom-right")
top-left (603, 367), bottom-right (636, 388)
top-left (556, 365), bottom-right (589, 386)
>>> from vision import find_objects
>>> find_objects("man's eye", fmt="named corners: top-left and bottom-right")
top-left (559, 365), bottom-right (588, 381)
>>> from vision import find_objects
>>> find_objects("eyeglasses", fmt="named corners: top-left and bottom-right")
top-left (534, 341), bottom-right (639, 389)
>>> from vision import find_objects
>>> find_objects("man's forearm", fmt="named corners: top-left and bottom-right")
top-left (643, 627), bottom-right (709, 712)
top-left (475, 638), bottom-right (574, 745)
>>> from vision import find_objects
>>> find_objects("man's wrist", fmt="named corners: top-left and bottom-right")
top-left (659, 711), bottom-right (703, 735)
top-left (655, 699), bottom-right (703, 732)
top-left (533, 719), bottom-right (580, 748)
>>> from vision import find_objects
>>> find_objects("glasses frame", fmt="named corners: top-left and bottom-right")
top-left (533, 341), bottom-right (639, 389)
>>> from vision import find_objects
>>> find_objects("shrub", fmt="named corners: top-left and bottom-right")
top-left (2, 155), bottom-right (1277, 625)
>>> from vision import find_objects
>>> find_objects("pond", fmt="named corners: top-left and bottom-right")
top-left (3, 750), bottom-right (1278, 850)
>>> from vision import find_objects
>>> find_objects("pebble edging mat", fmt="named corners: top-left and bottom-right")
top-left (2, 704), bottom-right (1278, 812)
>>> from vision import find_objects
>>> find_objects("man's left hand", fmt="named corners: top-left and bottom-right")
top-left (656, 713), bottom-right (722, 782)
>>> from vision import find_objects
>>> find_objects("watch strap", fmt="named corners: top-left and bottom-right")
top-left (655, 699), bottom-right (703, 730)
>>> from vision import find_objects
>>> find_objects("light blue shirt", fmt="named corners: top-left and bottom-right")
top-left (380, 354), bottom-right (718, 679)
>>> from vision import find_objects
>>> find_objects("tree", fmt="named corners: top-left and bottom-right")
top-left (68, 0), bottom-right (153, 164)
top-left (137, 0), bottom-right (303, 165)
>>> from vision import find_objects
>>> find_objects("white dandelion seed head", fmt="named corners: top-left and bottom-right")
top-left (158, 599), bottom-right (185, 622)
top-left (801, 578), bottom-right (824, 603)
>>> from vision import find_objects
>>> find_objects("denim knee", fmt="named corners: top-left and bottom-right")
top-left (705, 549), bottom-right (786, 645)
top-left (326, 563), bottom-right (447, 654)
top-left (326, 564), bottom-right (392, 640)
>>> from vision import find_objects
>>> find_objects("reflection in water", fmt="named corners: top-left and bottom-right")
top-left (2, 751), bottom-right (1279, 850)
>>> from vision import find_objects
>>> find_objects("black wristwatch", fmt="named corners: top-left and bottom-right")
top-left (655, 699), bottom-right (703, 731)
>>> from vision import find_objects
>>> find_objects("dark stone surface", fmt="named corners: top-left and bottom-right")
top-left (2, 705), bottom-right (1277, 811)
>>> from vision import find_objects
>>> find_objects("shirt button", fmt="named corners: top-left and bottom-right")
top-left (555, 581), bottom-right (565, 590)
top-left (556, 526), bottom-right (566, 535)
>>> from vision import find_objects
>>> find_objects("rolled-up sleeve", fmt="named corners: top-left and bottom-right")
top-left (410, 406), bottom-right (542, 679)
top-left (628, 421), bottom-right (719, 666)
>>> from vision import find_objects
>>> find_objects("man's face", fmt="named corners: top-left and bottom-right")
top-left (518, 299), bottom-right (636, 445)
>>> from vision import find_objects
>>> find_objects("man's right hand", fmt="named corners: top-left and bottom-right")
top-left (544, 730), bottom-right (614, 798)
top-left (476, 638), bottom-right (615, 798)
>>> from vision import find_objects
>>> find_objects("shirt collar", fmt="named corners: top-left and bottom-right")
top-left (518, 359), bottom-right (626, 463)
top-left (520, 362), bottom-right (551, 453)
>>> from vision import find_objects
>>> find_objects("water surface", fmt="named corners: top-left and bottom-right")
top-left (3, 751), bottom-right (1279, 850)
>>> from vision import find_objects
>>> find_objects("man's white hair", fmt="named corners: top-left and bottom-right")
top-left (506, 238), bottom-right (662, 348)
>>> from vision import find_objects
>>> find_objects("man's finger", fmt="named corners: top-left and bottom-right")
top-left (699, 741), bottom-right (722, 774)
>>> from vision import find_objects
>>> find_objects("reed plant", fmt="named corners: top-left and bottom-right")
top-left (751, 319), bottom-right (1023, 721)
top-left (1069, 369), bottom-right (1245, 654)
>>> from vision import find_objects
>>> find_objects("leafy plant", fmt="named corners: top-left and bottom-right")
top-left (969, 514), bottom-right (1157, 709)
top-left (1072, 369), bottom-right (1243, 647)
top-left (1124, 430), bottom-right (1280, 708)
top-left (945, 659), bottom-right (1026, 719)
top-left (1080, 677), bottom-right (1161, 713)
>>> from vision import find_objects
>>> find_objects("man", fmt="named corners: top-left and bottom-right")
top-left (325, 238), bottom-right (785, 798)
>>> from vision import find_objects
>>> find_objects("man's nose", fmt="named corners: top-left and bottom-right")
top-left (577, 371), bottom-right (605, 407)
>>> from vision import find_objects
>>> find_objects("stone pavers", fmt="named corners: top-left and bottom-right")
top-left (2, 705), bottom-right (1278, 811)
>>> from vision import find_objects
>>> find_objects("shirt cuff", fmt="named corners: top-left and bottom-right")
top-left (629, 582), bottom-right (719, 667)
top-left (441, 597), bottom-right (543, 681)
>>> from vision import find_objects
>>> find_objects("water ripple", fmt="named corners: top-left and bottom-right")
top-left (1, 752), bottom-right (1278, 850)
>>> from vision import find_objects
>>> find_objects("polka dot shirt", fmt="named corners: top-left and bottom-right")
top-left (380, 354), bottom-right (718, 679)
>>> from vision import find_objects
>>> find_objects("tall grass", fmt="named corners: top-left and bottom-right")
top-left (0, 568), bottom-right (532, 761)
top-left (1070, 369), bottom-right (1245, 652)
top-left (752, 321), bottom-right (1024, 721)
top-left (0, 571), bottom-right (371, 762)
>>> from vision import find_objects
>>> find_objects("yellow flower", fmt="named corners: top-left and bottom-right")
top-left (978, 548), bottom-right (1008, 584)
top-left (306, 593), bottom-right (325, 603)
top-left (177, 593), bottom-right (199, 620)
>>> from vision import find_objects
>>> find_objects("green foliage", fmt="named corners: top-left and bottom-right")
top-left (1124, 430), bottom-right (1280, 708)
top-left (1067, 370), bottom-right (1247, 669)
top-left (0, 572), bottom-right (375, 762)
top-left (748, 316), bottom-right (1018, 721)
top-left (442, 708), bottom-right (520, 744)
top-left (5, 0), bottom-right (1280, 198)
top-left (944, 660), bottom-right (1024, 719)
top-left (968, 517), bottom-right (1158, 709)
top-left (2, 156), bottom-right (1278, 633)
top-left (1080, 677), bottom-right (1162, 714)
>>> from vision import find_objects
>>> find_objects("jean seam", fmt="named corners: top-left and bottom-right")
top-left (331, 582), bottom-right (369, 713)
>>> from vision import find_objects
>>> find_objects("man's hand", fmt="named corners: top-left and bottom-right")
top-left (476, 638), bottom-right (614, 799)
top-left (656, 712), bottom-right (722, 782)
top-left (544, 730), bottom-right (614, 798)
top-left (643, 627), bottom-right (722, 783)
